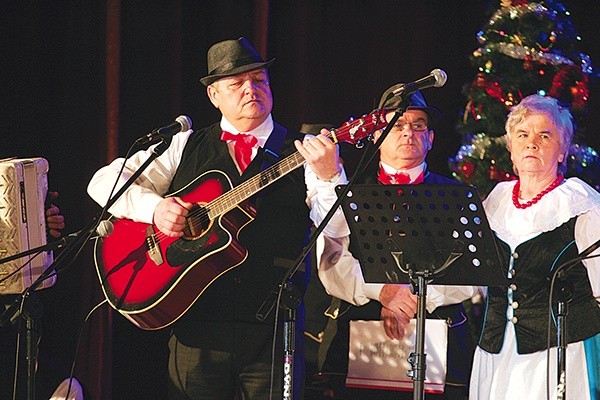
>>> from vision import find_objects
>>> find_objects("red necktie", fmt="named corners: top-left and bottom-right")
top-left (377, 165), bottom-right (425, 185)
top-left (221, 131), bottom-right (258, 173)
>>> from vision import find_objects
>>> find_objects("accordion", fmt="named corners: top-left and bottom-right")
top-left (0, 157), bottom-right (55, 294)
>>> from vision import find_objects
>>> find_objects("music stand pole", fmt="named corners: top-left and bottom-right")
top-left (408, 271), bottom-right (430, 400)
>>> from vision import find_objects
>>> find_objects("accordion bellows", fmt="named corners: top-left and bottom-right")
top-left (0, 157), bottom-right (55, 294)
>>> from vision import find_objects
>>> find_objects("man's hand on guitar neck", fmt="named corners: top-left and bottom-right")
top-left (295, 132), bottom-right (341, 182)
top-left (153, 197), bottom-right (195, 237)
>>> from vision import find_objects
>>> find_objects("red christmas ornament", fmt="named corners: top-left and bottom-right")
top-left (469, 102), bottom-right (483, 121)
top-left (462, 161), bottom-right (475, 179)
top-left (572, 81), bottom-right (589, 109)
top-left (485, 81), bottom-right (504, 101)
top-left (475, 72), bottom-right (486, 88)
top-left (523, 55), bottom-right (533, 71)
top-left (549, 65), bottom-right (590, 110)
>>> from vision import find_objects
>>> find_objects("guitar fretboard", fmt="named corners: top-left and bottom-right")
top-left (206, 151), bottom-right (305, 219)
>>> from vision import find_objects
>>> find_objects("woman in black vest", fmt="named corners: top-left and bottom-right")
top-left (471, 94), bottom-right (600, 399)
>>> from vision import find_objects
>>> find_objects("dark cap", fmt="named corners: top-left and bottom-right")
top-left (378, 87), bottom-right (441, 126)
top-left (200, 37), bottom-right (275, 86)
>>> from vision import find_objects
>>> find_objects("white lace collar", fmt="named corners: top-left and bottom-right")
top-left (483, 177), bottom-right (600, 244)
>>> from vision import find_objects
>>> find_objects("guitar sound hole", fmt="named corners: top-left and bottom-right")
top-left (184, 205), bottom-right (211, 238)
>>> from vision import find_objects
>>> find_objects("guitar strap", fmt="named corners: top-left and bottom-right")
top-left (253, 122), bottom-right (291, 207)
top-left (260, 122), bottom-right (287, 171)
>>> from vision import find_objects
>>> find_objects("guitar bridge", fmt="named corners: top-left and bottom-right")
top-left (145, 226), bottom-right (164, 266)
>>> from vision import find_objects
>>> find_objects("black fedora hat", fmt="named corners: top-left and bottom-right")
top-left (378, 85), bottom-right (441, 127)
top-left (200, 37), bottom-right (275, 86)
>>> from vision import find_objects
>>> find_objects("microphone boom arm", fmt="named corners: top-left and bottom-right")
top-left (379, 69), bottom-right (448, 109)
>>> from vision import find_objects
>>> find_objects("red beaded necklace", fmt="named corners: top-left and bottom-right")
top-left (512, 173), bottom-right (564, 209)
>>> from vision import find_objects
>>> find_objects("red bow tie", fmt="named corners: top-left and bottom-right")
top-left (377, 166), bottom-right (424, 185)
top-left (221, 131), bottom-right (258, 173)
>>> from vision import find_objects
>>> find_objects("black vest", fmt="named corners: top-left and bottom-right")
top-left (168, 123), bottom-right (311, 338)
top-left (479, 217), bottom-right (600, 354)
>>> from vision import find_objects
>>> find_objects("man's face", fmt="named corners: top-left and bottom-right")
top-left (207, 68), bottom-right (273, 132)
top-left (376, 109), bottom-right (434, 169)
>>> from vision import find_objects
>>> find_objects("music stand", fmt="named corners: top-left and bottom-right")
top-left (336, 183), bottom-right (506, 399)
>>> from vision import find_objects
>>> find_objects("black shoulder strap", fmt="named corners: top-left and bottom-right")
top-left (261, 122), bottom-right (287, 171)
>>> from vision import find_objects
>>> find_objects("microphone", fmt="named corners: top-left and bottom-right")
top-left (0, 220), bottom-right (115, 269)
top-left (137, 115), bottom-right (192, 144)
top-left (57, 220), bottom-right (114, 248)
top-left (391, 68), bottom-right (448, 97)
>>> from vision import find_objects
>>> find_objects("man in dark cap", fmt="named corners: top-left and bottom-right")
top-left (88, 37), bottom-right (345, 399)
top-left (304, 89), bottom-right (477, 400)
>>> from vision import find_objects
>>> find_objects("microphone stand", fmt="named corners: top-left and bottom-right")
top-left (0, 219), bottom-right (102, 400)
top-left (0, 137), bottom-right (173, 400)
top-left (548, 246), bottom-right (600, 400)
top-left (551, 259), bottom-right (579, 400)
top-left (0, 235), bottom-right (85, 267)
top-left (255, 100), bottom-right (410, 399)
top-left (555, 274), bottom-right (573, 400)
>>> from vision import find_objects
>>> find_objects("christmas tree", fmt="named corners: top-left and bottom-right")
top-left (448, 0), bottom-right (600, 196)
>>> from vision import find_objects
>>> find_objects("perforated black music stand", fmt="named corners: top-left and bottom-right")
top-left (336, 183), bottom-right (506, 399)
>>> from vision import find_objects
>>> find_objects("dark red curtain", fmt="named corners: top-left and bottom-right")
top-left (2, 1), bottom-right (599, 399)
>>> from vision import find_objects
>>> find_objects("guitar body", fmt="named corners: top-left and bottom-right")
top-left (94, 170), bottom-right (254, 330)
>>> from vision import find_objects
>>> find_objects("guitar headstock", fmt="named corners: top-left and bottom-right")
top-left (329, 109), bottom-right (388, 147)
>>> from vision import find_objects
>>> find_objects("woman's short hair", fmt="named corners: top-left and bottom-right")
top-left (505, 94), bottom-right (574, 156)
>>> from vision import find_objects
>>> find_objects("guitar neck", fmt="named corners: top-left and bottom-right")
top-left (205, 109), bottom-right (386, 220)
top-left (207, 151), bottom-right (305, 219)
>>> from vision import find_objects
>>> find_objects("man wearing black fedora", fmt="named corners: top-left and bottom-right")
top-left (88, 37), bottom-right (345, 399)
top-left (311, 90), bottom-right (477, 399)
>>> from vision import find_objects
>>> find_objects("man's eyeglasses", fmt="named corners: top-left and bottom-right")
top-left (392, 121), bottom-right (429, 132)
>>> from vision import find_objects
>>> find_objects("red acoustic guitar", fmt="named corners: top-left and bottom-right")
top-left (94, 110), bottom-right (387, 330)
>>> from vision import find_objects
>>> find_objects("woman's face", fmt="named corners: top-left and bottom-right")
top-left (509, 113), bottom-right (565, 178)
